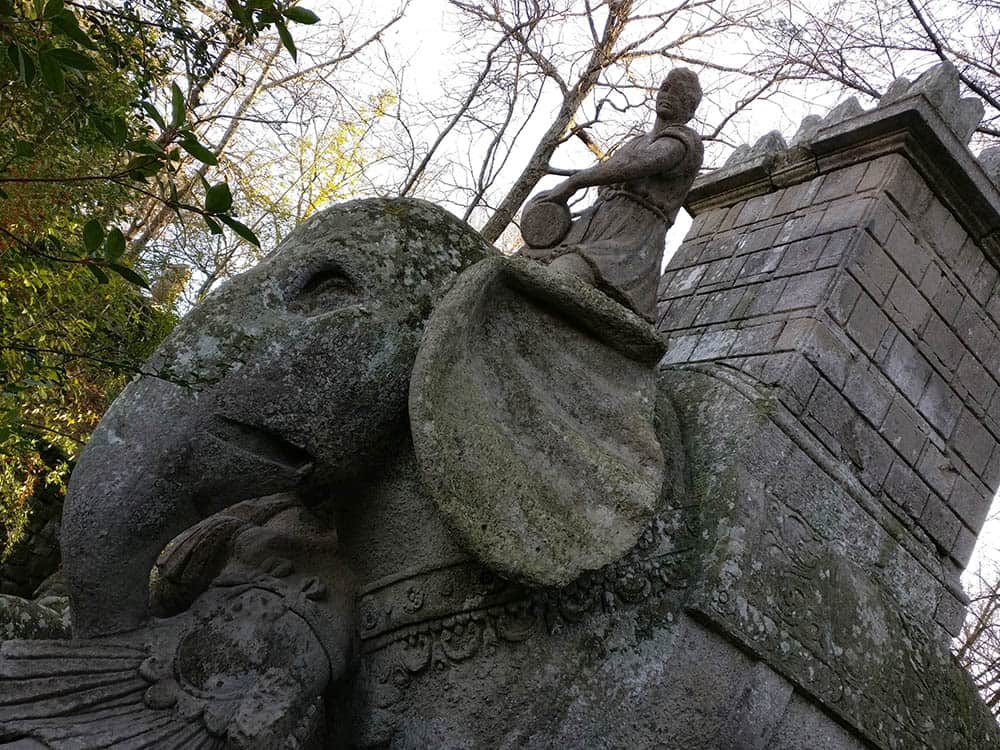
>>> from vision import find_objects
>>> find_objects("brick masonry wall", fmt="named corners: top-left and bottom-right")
top-left (658, 153), bottom-right (1000, 579)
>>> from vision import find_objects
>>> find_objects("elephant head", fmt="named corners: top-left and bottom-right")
top-left (62, 198), bottom-right (495, 637)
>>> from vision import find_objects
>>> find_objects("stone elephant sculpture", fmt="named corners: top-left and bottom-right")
top-left (4, 197), bottom-right (989, 750)
top-left (0, 197), bottom-right (691, 749)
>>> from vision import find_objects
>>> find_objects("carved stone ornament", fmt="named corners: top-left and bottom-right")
top-left (0, 579), bottom-right (334, 749)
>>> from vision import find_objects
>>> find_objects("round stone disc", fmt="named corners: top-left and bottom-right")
top-left (521, 199), bottom-right (571, 248)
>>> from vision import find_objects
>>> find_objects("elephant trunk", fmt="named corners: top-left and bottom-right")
top-left (61, 376), bottom-right (314, 637)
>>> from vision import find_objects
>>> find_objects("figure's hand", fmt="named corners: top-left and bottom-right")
top-left (534, 179), bottom-right (576, 205)
top-left (151, 493), bottom-right (338, 616)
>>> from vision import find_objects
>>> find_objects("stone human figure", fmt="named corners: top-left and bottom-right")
top-left (520, 68), bottom-right (704, 321)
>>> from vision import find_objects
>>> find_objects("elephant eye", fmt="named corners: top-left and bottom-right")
top-left (289, 266), bottom-right (361, 315)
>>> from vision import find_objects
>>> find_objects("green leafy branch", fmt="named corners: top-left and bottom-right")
top-left (0, 0), bottom-right (320, 285)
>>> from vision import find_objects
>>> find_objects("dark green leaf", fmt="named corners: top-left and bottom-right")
top-left (124, 154), bottom-right (159, 171)
top-left (0, 0), bottom-right (14, 17)
top-left (8, 44), bottom-right (35, 85)
top-left (170, 82), bottom-right (185, 128)
top-left (104, 227), bottom-right (125, 261)
top-left (112, 116), bottom-right (127, 145)
top-left (168, 181), bottom-right (179, 206)
top-left (124, 154), bottom-right (162, 178)
top-left (42, 0), bottom-right (63, 17)
top-left (204, 182), bottom-right (233, 213)
top-left (126, 138), bottom-right (166, 156)
top-left (282, 7), bottom-right (319, 24)
top-left (39, 51), bottom-right (66, 94)
top-left (219, 215), bottom-right (260, 246)
top-left (85, 262), bottom-right (109, 284)
top-left (108, 263), bottom-right (148, 288)
top-left (142, 102), bottom-right (166, 131)
top-left (0, 186), bottom-right (7, 199)
top-left (204, 215), bottom-right (224, 235)
top-left (83, 220), bottom-right (103, 252)
top-left (49, 47), bottom-right (96, 71)
top-left (52, 11), bottom-right (96, 49)
top-left (93, 116), bottom-right (115, 144)
top-left (225, 0), bottom-right (249, 26)
top-left (276, 21), bottom-right (296, 61)
top-left (180, 136), bottom-right (218, 165)
top-left (93, 118), bottom-right (111, 141)
top-left (14, 140), bottom-right (33, 157)
top-left (22, 50), bottom-right (35, 85)
top-left (96, 115), bottom-right (127, 146)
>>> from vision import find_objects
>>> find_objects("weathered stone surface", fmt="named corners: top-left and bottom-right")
top-left (980, 145), bottom-right (1000, 186)
top-left (2, 225), bottom-right (704, 749)
top-left (4, 60), bottom-right (999, 747)
top-left (59, 197), bottom-right (496, 640)
top-left (662, 60), bottom-right (1000, 750)
top-left (1, 493), bottom-right (359, 747)
top-left (673, 92), bottom-right (1000, 573)
top-left (879, 75), bottom-right (913, 108)
top-left (0, 595), bottom-right (67, 641)
top-left (663, 367), bottom-right (999, 750)
top-left (0, 569), bottom-right (342, 748)
top-left (789, 114), bottom-right (822, 147)
top-left (956, 98), bottom-right (987, 143)
top-left (820, 96), bottom-right (864, 128)
top-left (723, 142), bottom-right (751, 167)
top-left (150, 493), bottom-right (340, 617)
top-left (520, 198), bottom-right (571, 248)
top-left (746, 130), bottom-right (787, 162)
top-left (410, 255), bottom-right (668, 587)
top-left (904, 62), bottom-right (984, 143)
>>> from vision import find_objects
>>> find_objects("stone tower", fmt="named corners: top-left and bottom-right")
top-left (656, 62), bottom-right (1000, 748)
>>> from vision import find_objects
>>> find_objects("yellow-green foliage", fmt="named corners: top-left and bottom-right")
top-left (231, 92), bottom-right (397, 246)
top-left (0, 1), bottom-right (173, 550)
top-left (0, 250), bottom-right (176, 555)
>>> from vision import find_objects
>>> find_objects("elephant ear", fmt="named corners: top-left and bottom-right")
top-left (409, 256), bottom-right (667, 588)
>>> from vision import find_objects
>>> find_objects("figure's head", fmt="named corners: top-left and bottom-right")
top-left (655, 68), bottom-right (702, 124)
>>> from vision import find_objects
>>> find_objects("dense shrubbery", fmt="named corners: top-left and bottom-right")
top-left (0, 0), bottom-right (318, 551)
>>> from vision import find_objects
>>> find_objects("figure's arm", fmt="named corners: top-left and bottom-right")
top-left (538, 135), bottom-right (686, 204)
